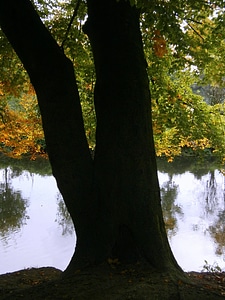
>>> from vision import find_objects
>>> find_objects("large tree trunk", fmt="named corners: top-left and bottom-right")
top-left (82, 0), bottom-right (182, 272)
top-left (0, 0), bottom-right (183, 275)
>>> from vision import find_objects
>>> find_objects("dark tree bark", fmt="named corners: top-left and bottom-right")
top-left (0, 0), bottom-right (99, 267)
top-left (0, 0), bottom-right (183, 275)
top-left (82, 0), bottom-right (182, 271)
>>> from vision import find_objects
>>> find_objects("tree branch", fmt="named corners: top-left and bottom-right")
top-left (186, 18), bottom-right (203, 25)
top-left (187, 22), bottom-right (204, 41)
top-left (61, 0), bottom-right (81, 50)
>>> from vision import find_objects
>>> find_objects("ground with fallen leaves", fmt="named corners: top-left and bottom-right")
top-left (0, 265), bottom-right (225, 299)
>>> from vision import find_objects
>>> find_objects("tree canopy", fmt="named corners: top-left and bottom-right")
top-left (0, 0), bottom-right (225, 161)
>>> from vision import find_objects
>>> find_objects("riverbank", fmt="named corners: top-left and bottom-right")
top-left (1, 265), bottom-right (225, 299)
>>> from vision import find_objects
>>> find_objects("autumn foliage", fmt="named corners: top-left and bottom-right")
top-left (0, 8), bottom-right (225, 162)
top-left (152, 30), bottom-right (167, 58)
top-left (0, 85), bottom-right (46, 160)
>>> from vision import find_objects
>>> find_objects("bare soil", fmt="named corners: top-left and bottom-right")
top-left (1, 264), bottom-right (225, 299)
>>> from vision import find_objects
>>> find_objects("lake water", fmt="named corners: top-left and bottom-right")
top-left (0, 158), bottom-right (224, 274)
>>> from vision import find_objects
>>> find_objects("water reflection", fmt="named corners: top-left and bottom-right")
top-left (209, 210), bottom-right (225, 259)
top-left (55, 192), bottom-right (74, 236)
top-left (0, 157), bottom-right (224, 274)
top-left (204, 171), bottom-right (225, 264)
top-left (158, 158), bottom-right (225, 271)
top-left (204, 170), bottom-right (221, 215)
top-left (160, 175), bottom-right (183, 237)
top-left (0, 168), bottom-right (29, 239)
top-left (0, 161), bottom-right (75, 275)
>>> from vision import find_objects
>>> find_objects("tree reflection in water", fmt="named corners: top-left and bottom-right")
top-left (204, 170), bottom-right (219, 215)
top-left (209, 210), bottom-right (225, 258)
top-left (208, 170), bottom-right (225, 259)
top-left (0, 168), bottom-right (29, 240)
top-left (160, 175), bottom-right (183, 238)
top-left (55, 192), bottom-right (74, 236)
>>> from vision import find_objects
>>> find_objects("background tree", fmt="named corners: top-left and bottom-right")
top-left (0, 0), bottom-right (181, 276)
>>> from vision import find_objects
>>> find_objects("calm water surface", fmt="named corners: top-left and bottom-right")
top-left (0, 158), bottom-right (224, 274)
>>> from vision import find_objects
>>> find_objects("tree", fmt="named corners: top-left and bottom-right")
top-left (0, 0), bottom-right (224, 289)
top-left (0, 0), bottom-right (183, 276)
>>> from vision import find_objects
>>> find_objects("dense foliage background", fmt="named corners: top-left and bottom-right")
top-left (0, 0), bottom-right (224, 162)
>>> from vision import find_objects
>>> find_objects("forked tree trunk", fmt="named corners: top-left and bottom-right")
top-left (0, 0), bottom-right (183, 274)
